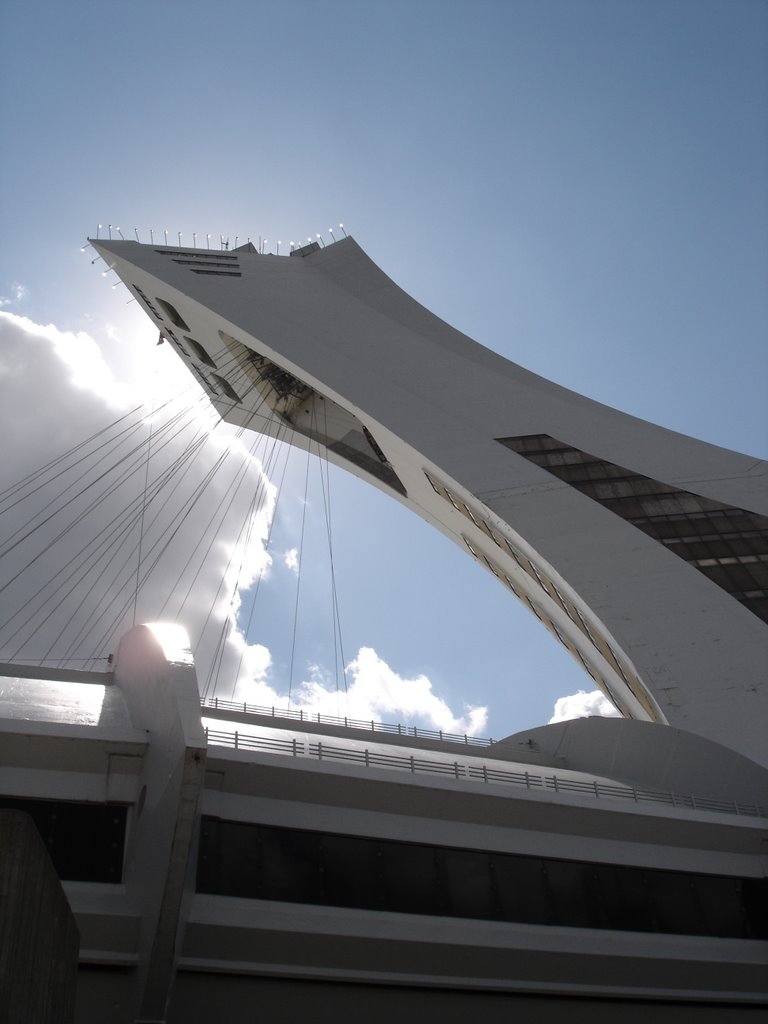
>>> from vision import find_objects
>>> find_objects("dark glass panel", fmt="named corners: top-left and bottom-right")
top-left (440, 848), bottom-right (495, 920)
top-left (379, 841), bottom-right (439, 915)
top-left (742, 877), bottom-right (768, 939)
top-left (197, 819), bottom-right (765, 940)
top-left (497, 434), bottom-right (768, 623)
top-left (319, 833), bottom-right (384, 910)
top-left (544, 859), bottom-right (596, 929)
top-left (493, 854), bottom-right (550, 925)
top-left (649, 871), bottom-right (704, 935)
top-left (595, 864), bottom-right (655, 933)
top-left (0, 797), bottom-right (126, 882)
top-left (258, 825), bottom-right (322, 904)
top-left (698, 876), bottom-right (749, 938)
top-left (197, 817), bottom-right (262, 899)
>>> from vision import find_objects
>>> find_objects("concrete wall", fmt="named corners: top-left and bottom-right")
top-left (0, 810), bottom-right (79, 1024)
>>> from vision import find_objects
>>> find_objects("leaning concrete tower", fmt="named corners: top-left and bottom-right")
top-left (91, 235), bottom-right (768, 765)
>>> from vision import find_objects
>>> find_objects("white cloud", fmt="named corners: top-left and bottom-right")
top-left (223, 631), bottom-right (275, 702)
top-left (0, 282), bottom-right (27, 306)
top-left (228, 644), bottom-right (488, 736)
top-left (0, 311), bottom-right (489, 740)
top-left (0, 311), bottom-right (276, 690)
top-left (343, 647), bottom-right (487, 734)
top-left (549, 689), bottom-right (621, 724)
top-left (0, 310), bottom-right (135, 410)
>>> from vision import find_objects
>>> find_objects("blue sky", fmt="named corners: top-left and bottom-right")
top-left (0, 0), bottom-right (766, 738)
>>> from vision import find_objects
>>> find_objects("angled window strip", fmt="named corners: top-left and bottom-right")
top-left (498, 435), bottom-right (768, 624)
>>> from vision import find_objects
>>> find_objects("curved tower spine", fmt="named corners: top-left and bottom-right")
top-left (92, 236), bottom-right (768, 765)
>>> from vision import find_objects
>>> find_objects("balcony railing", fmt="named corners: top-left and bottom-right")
top-left (202, 726), bottom-right (765, 820)
top-left (200, 696), bottom-right (493, 747)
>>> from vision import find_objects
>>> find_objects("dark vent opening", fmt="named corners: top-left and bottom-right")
top-left (189, 269), bottom-right (242, 277)
top-left (156, 298), bottom-right (190, 331)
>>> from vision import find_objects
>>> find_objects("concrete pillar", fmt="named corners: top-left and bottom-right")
top-left (0, 810), bottom-right (79, 1024)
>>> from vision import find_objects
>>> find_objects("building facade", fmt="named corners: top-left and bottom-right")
top-left (1, 235), bottom-right (766, 1020)
top-left (1, 623), bottom-right (766, 1021)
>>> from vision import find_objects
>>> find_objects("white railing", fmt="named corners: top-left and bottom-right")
top-left (202, 727), bottom-right (765, 820)
top-left (200, 696), bottom-right (493, 747)
top-left (88, 225), bottom-right (347, 254)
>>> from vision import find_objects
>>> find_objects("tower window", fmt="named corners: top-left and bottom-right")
top-left (183, 337), bottom-right (216, 368)
top-left (156, 298), bottom-right (190, 331)
top-left (211, 374), bottom-right (241, 403)
top-left (498, 434), bottom-right (768, 624)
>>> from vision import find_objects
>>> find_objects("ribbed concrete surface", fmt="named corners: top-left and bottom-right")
top-left (0, 810), bottom-right (79, 1024)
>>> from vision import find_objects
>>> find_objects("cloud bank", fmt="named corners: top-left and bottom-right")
top-left (0, 311), bottom-right (274, 679)
top-left (549, 689), bottom-right (621, 723)
top-left (0, 310), bottom-right (488, 737)
top-left (224, 637), bottom-right (488, 736)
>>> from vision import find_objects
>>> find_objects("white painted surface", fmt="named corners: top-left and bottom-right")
top-left (91, 237), bottom-right (768, 765)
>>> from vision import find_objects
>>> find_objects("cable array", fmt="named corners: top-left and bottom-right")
top-left (0, 338), bottom-right (350, 712)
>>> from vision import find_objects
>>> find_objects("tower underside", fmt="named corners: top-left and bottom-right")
top-left (91, 236), bottom-right (768, 766)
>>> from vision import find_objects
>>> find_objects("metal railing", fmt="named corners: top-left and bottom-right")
top-left (89, 226), bottom-right (347, 254)
top-left (202, 727), bottom-right (765, 819)
top-left (200, 696), bottom-right (493, 747)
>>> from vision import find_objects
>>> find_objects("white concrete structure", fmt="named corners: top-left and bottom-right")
top-left (90, 236), bottom-right (768, 765)
top-left (1, 625), bottom-right (766, 1021)
top-left (2, 236), bottom-right (766, 1020)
